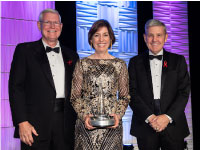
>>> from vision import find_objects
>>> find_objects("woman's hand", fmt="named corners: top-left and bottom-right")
top-left (109, 114), bottom-right (120, 129)
top-left (84, 114), bottom-right (96, 130)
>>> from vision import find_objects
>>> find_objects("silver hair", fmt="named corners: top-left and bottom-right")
top-left (145, 19), bottom-right (167, 34)
top-left (39, 8), bottom-right (61, 22)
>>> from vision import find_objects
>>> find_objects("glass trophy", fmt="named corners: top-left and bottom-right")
top-left (90, 83), bottom-right (115, 128)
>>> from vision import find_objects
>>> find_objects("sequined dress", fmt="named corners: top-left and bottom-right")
top-left (70, 57), bottom-right (130, 150)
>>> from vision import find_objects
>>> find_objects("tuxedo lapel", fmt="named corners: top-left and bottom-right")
top-left (61, 46), bottom-right (68, 89)
top-left (143, 52), bottom-right (154, 96)
top-left (160, 50), bottom-right (169, 98)
top-left (60, 45), bottom-right (74, 99)
top-left (61, 45), bottom-right (69, 73)
top-left (34, 40), bottom-right (56, 90)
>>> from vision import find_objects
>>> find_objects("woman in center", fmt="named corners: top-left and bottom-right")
top-left (70, 19), bottom-right (130, 150)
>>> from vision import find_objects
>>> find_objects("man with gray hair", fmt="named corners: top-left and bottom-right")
top-left (129, 19), bottom-right (190, 149)
top-left (9, 8), bottom-right (79, 150)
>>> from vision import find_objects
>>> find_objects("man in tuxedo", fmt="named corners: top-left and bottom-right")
top-left (128, 19), bottom-right (190, 150)
top-left (9, 9), bottom-right (79, 150)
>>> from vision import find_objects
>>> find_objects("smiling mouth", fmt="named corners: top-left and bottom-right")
top-left (48, 30), bottom-right (56, 33)
top-left (151, 43), bottom-right (160, 46)
top-left (97, 43), bottom-right (107, 47)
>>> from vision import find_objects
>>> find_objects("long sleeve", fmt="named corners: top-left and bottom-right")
top-left (166, 55), bottom-right (190, 121)
top-left (70, 60), bottom-right (88, 121)
top-left (128, 57), bottom-right (154, 122)
top-left (9, 44), bottom-right (27, 126)
top-left (116, 61), bottom-right (130, 119)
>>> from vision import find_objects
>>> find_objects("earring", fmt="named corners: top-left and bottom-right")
top-left (110, 40), bottom-right (112, 50)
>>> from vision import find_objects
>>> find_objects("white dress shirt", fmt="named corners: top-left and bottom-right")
top-left (42, 40), bottom-right (65, 98)
top-left (146, 49), bottom-right (172, 123)
top-left (149, 50), bottom-right (163, 99)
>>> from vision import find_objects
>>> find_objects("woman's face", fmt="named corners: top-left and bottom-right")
top-left (91, 26), bottom-right (111, 53)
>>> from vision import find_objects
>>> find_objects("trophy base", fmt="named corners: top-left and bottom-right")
top-left (91, 115), bottom-right (115, 128)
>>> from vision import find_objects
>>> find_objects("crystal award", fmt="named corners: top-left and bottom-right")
top-left (90, 83), bottom-right (115, 128)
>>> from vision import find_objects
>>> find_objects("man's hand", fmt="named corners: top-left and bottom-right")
top-left (150, 114), bottom-right (170, 132)
top-left (148, 114), bottom-right (157, 124)
top-left (19, 121), bottom-right (38, 146)
top-left (148, 114), bottom-right (158, 130)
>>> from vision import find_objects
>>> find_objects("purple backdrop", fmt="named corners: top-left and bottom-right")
top-left (153, 1), bottom-right (192, 149)
top-left (1, 2), bottom-right (55, 149)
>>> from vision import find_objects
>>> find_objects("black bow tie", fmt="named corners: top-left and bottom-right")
top-left (46, 46), bottom-right (60, 53)
top-left (149, 55), bottom-right (162, 60)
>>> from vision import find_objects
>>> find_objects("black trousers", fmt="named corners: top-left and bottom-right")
top-left (21, 112), bottom-right (69, 150)
top-left (137, 131), bottom-right (185, 150)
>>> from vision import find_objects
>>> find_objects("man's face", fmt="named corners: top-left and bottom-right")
top-left (37, 12), bottom-right (63, 45)
top-left (144, 26), bottom-right (168, 55)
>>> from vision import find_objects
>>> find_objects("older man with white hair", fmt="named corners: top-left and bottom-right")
top-left (9, 8), bottom-right (79, 150)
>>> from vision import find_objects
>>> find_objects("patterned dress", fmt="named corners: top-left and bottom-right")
top-left (70, 57), bottom-right (130, 150)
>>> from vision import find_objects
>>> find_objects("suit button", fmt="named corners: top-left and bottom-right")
top-left (150, 102), bottom-right (153, 105)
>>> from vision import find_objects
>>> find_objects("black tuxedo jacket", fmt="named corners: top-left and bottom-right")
top-left (9, 39), bottom-right (79, 142)
top-left (128, 50), bottom-right (190, 140)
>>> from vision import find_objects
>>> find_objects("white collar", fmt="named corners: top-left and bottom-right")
top-left (42, 39), bottom-right (60, 50)
top-left (149, 49), bottom-right (163, 56)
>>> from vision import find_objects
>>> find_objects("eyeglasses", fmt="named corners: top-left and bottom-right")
top-left (40, 21), bottom-right (61, 26)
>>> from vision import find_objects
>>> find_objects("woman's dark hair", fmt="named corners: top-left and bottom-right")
top-left (88, 19), bottom-right (115, 48)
